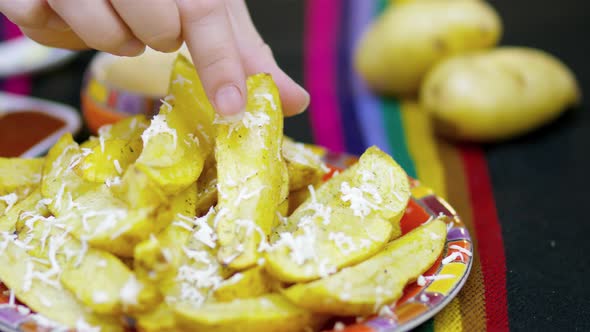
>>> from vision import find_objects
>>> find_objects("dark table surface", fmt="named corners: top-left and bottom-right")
top-left (11, 0), bottom-right (590, 330)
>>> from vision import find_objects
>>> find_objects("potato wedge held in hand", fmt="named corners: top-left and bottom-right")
top-left (265, 146), bottom-right (411, 283)
top-left (0, 157), bottom-right (43, 195)
top-left (174, 294), bottom-right (323, 332)
top-left (215, 73), bottom-right (289, 269)
top-left (136, 55), bottom-right (215, 194)
top-left (284, 218), bottom-right (447, 316)
top-left (421, 47), bottom-right (581, 142)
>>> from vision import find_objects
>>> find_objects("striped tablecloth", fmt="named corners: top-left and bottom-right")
top-left (304, 0), bottom-right (509, 330)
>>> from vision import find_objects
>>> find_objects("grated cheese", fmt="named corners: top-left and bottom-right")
top-left (301, 185), bottom-right (332, 225)
top-left (273, 225), bottom-right (317, 265)
top-left (172, 74), bottom-right (192, 86)
top-left (340, 181), bottom-right (381, 218)
top-left (328, 232), bottom-right (357, 255)
top-left (449, 245), bottom-right (472, 257)
top-left (417, 275), bottom-right (426, 286)
top-left (442, 252), bottom-right (463, 265)
top-left (98, 125), bottom-right (112, 153)
top-left (113, 159), bottom-right (123, 175)
top-left (255, 93), bottom-right (277, 110)
top-left (378, 305), bottom-right (395, 318)
top-left (141, 114), bottom-right (178, 150)
top-left (182, 247), bottom-right (211, 264)
top-left (0, 193), bottom-right (18, 213)
top-left (76, 318), bottom-right (101, 332)
top-left (92, 291), bottom-right (109, 304)
top-left (120, 275), bottom-right (143, 307)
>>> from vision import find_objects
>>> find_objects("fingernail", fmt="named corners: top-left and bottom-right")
top-left (119, 39), bottom-right (145, 56)
top-left (296, 85), bottom-right (310, 114)
top-left (215, 85), bottom-right (245, 115)
top-left (46, 15), bottom-right (69, 31)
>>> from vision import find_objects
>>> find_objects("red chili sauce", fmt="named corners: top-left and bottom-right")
top-left (0, 111), bottom-right (65, 157)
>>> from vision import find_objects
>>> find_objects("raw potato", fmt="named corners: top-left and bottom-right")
top-left (265, 146), bottom-right (411, 283)
top-left (174, 294), bottom-right (324, 332)
top-left (421, 47), bottom-right (581, 142)
top-left (215, 73), bottom-right (289, 270)
top-left (284, 218), bottom-right (447, 316)
top-left (355, 0), bottom-right (501, 96)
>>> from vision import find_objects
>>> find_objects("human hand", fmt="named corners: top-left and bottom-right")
top-left (0, 0), bottom-right (309, 116)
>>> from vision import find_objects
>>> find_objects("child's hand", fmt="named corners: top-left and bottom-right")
top-left (0, 0), bottom-right (309, 116)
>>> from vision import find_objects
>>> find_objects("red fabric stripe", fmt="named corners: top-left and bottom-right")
top-left (2, 19), bottom-right (31, 95)
top-left (303, 0), bottom-right (346, 152)
top-left (461, 145), bottom-right (509, 331)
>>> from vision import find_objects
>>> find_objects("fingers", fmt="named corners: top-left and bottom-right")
top-left (47, 0), bottom-right (144, 56)
top-left (0, 0), bottom-right (68, 30)
top-left (110, 0), bottom-right (182, 52)
top-left (175, 0), bottom-right (246, 116)
top-left (20, 26), bottom-right (87, 49)
top-left (226, 0), bottom-right (309, 116)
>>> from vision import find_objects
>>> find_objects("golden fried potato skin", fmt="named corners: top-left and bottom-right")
top-left (174, 294), bottom-right (324, 332)
top-left (421, 47), bottom-right (581, 142)
top-left (215, 73), bottom-right (289, 270)
top-left (265, 146), bottom-right (410, 283)
top-left (355, 0), bottom-right (501, 96)
top-left (284, 219), bottom-right (447, 316)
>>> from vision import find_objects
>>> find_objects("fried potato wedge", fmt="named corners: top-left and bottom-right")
top-left (136, 55), bottom-right (215, 194)
top-left (75, 138), bottom-right (143, 183)
top-left (134, 183), bottom-right (198, 282)
top-left (287, 186), bottom-right (311, 216)
top-left (282, 137), bottom-right (329, 192)
top-left (98, 114), bottom-right (150, 141)
top-left (0, 157), bottom-right (43, 195)
top-left (41, 134), bottom-right (161, 257)
top-left (213, 266), bottom-right (273, 302)
top-left (12, 211), bottom-right (159, 315)
top-left (214, 73), bottom-right (289, 269)
top-left (265, 146), bottom-right (410, 282)
top-left (135, 303), bottom-right (179, 332)
top-left (195, 163), bottom-right (218, 216)
top-left (0, 187), bottom-right (48, 231)
top-left (284, 218), bottom-right (447, 316)
top-left (174, 294), bottom-right (323, 332)
top-left (0, 233), bottom-right (124, 331)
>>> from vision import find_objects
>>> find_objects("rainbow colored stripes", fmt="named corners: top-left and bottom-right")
top-left (304, 0), bottom-right (509, 330)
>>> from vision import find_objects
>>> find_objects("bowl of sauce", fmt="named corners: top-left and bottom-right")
top-left (0, 92), bottom-right (81, 157)
top-left (81, 46), bottom-right (191, 134)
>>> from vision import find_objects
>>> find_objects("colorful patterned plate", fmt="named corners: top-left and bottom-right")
top-left (0, 151), bottom-right (472, 332)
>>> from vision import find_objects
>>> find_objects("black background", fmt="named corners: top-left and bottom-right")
top-left (13, 0), bottom-right (590, 330)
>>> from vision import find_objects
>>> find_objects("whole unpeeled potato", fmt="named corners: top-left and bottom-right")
top-left (420, 47), bottom-right (581, 142)
top-left (355, 0), bottom-right (501, 96)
